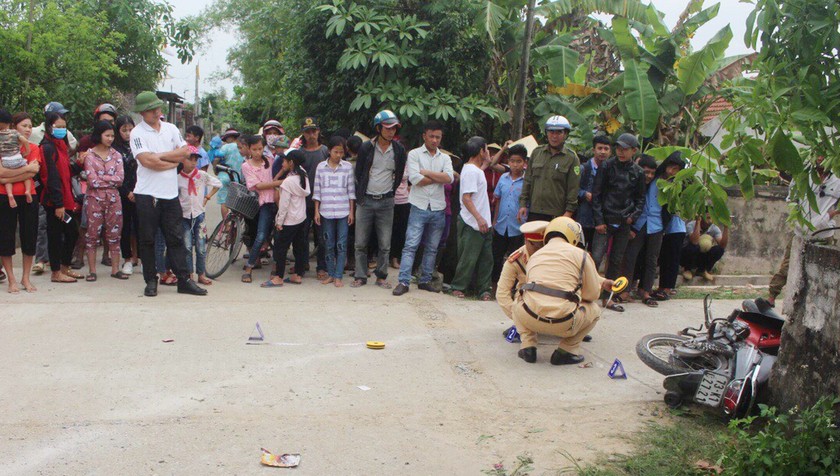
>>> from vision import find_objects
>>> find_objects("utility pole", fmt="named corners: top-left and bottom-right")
top-left (23, 0), bottom-right (34, 111)
top-left (194, 63), bottom-right (202, 128)
top-left (512, 0), bottom-right (537, 139)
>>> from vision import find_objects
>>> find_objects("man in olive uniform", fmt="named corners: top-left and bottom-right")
top-left (512, 217), bottom-right (615, 365)
top-left (517, 115), bottom-right (580, 223)
top-left (496, 221), bottom-right (549, 342)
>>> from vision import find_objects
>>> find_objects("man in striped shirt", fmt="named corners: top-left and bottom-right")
top-left (393, 120), bottom-right (454, 296)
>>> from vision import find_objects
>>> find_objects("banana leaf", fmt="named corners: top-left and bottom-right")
top-left (623, 59), bottom-right (660, 138)
top-left (677, 25), bottom-right (733, 95)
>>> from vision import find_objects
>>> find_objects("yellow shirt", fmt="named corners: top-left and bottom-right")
top-left (522, 239), bottom-right (604, 318)
top-left (496, 246), bottom-right (528, 319)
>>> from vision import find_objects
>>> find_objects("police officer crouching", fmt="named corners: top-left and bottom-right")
top-left (512, 217), bottom-right (615, 365)
top-left (496, 221), bottom-right (549, 342)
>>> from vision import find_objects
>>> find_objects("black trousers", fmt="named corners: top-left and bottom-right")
top-left (120, 197), bottom-right (139, 260)
top-left (135, 194), bottom-right (188, 283)
top-left (390, 202), bottom-right (411, 260)
top-left (492, 230), bottom-right (524, 283)
top-left (658, 232), bottom-right (685, 289)
top-left (622, 226), bottom-right (663, 293)
top-left (303, 200), bottom-right (326, 274)
top-left (680, 243), bottom-right (725, 274)
top-left (582, 227), bottom-right (595, 252)
top-left (526, 211), bottom-right (554, 222)
top-left (45, 207), bottom-right (79, 271)
top-left (273, 222), bottom-right (307, 279)
top-left (0, 196), bottom-right (38, 257)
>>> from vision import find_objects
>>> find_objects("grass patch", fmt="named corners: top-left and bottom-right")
top-left (572, 409), bottom-right (729, 476)
top-left (671, 287), bottom-right (768, 301)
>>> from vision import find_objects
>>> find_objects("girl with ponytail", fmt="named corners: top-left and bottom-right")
top-left (262, 149), bottom-right (310, 287)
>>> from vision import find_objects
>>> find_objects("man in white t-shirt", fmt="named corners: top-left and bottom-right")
top-left (129, 91), bottom-right (207, 297)
top-left (450, 136), bottom-right (494, 300)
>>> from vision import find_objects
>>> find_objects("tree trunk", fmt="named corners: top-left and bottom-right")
top-left (512, 0), bottom-right (537, 140)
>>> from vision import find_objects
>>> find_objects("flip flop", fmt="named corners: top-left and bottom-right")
top-left (111, 271), bottom-right (129, 280)
top-left (350, 279), bottom-right (366, 288)
top-left (283, 277), bottom-right (302, 285)
top-left (650, 290), bottom-right (669, 301)
top-left (478, 292), bottom-right (493, 302)
top-left (606, 303), bottom-right (625, 312)
top-left (260, 280), bottom-right (284, 288)
top-left (375, 279), bottom-right (392, 289)
top-left (241, 273), bottom-right (252, 283)
top-left (643, 297), bottom-right (659, 308)
top-left (85, 273), bottom-right (97, 282)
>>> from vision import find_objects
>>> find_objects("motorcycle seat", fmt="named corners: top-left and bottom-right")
top-left (741, 298), bottom-right (786, 330)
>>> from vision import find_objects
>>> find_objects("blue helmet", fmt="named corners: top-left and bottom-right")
top-left (373, 110), bottom-right (400, 128)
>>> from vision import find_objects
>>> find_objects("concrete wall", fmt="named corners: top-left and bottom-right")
top-left (721, 185), bottom-right (789, 275)
top-left (769, 239), bottom-right (840, 410)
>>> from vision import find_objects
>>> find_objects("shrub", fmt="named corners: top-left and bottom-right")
top-left (722, 397), bottom-right (840, 475)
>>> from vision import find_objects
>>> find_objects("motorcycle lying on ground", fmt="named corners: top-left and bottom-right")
top-left (635, 295), bottom-right (785, 419)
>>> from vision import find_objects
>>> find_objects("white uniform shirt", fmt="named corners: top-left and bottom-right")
top-left (130, 120), bottom-right (186, 199)
top-left (406, 144), bottom-right (454, 211)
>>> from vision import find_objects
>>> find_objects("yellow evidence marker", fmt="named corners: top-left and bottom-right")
top-left (366, 341), bottom-right (386, 350)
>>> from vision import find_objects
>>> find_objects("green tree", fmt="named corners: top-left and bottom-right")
top-left (723, 0), bottom-right (840, 228)
top-left (0, 1), bottom-right (123, 130)
top-left (75, 0), bottom-right (198, 93)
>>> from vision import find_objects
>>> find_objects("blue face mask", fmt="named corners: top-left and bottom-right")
top-left (52, 128), bottom-right (67, 140)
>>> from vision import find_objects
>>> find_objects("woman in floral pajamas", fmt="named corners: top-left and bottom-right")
top-left (83, 121), bottom-right (125, 281)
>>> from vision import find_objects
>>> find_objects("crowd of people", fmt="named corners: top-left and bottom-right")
top-left (0, 95), bottom-right (739, 306)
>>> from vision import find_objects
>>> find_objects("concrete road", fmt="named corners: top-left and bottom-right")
top-left (0, 263), bottom-right (750, 475)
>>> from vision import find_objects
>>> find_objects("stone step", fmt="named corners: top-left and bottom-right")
top-left (679, 274), bottom-right (770, 286)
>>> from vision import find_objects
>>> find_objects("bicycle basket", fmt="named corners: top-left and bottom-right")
top-left (225, 182), bottom-right (260, 219)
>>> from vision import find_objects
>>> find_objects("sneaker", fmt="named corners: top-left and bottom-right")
top-left (392, 283), bottom-right (409, 296)
top-left (417, 282), bottom-right (440, 293)
top-left (122, 262), bottom-right (134, 275)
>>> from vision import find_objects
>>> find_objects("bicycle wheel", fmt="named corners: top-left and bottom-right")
top-left (228, 215), bottom-right (246, 265)
top-left (204, 214), bottom-right (241, 278)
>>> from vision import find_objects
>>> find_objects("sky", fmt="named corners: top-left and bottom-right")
top-left (163, 0), bottom-right (757, 100)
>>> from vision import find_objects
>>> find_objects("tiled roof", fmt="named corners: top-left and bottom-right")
top-left (702, 97), bottom-right (733, 125)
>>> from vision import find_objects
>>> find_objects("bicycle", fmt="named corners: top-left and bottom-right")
top-left (204, 164), bottom-right (260, 279)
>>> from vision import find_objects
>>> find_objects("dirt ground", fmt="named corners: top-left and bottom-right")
top-left (0, 257), bottom-right (752, 475)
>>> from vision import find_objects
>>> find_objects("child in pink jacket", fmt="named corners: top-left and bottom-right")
top-left (262, 149), bottom-right (310, 287)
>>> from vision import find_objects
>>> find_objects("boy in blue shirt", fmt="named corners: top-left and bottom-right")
top-left (620, 155), bottom-right (665, 307)
top-left (491, 144), bottom-right (528, 284)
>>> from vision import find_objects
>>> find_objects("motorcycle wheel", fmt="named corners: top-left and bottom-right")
top-left (636, 333), bottom-right (728, 376)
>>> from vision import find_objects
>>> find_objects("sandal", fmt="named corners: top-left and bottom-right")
top-left (350, 279), bottom-right (367, 288)
top-left (643, 297), bottom-right (659, 308)
top-left (241, 273), bottom-right (252, 283)
top-left (375, 279), bottom-right (392, 289)
top-left (85, 273), bottom-right (97, 282)
top-left (260, 279), bottom-right (283, 288)
top-left (606, 303), bottom-right (625, 312)
top-left (51, 276), bottom-right (77, 283)
top-left (479, 292), bottom-right (493, 302)
top-left (650, 290), bottom-right (669, 301)
top-left (160, 271), bottom-right (178, 285)
top-left (111, 271), bottom-right (129, 280)
top-left (63, 270), bottom-right (84, 279)
top-left (283, 277), bottom-right (302, 285)
top-left (450, 290), bottom-right (466, 299)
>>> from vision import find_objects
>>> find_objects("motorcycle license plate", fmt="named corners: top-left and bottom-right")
top-left (694, 372), bottom-right (728, 407)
